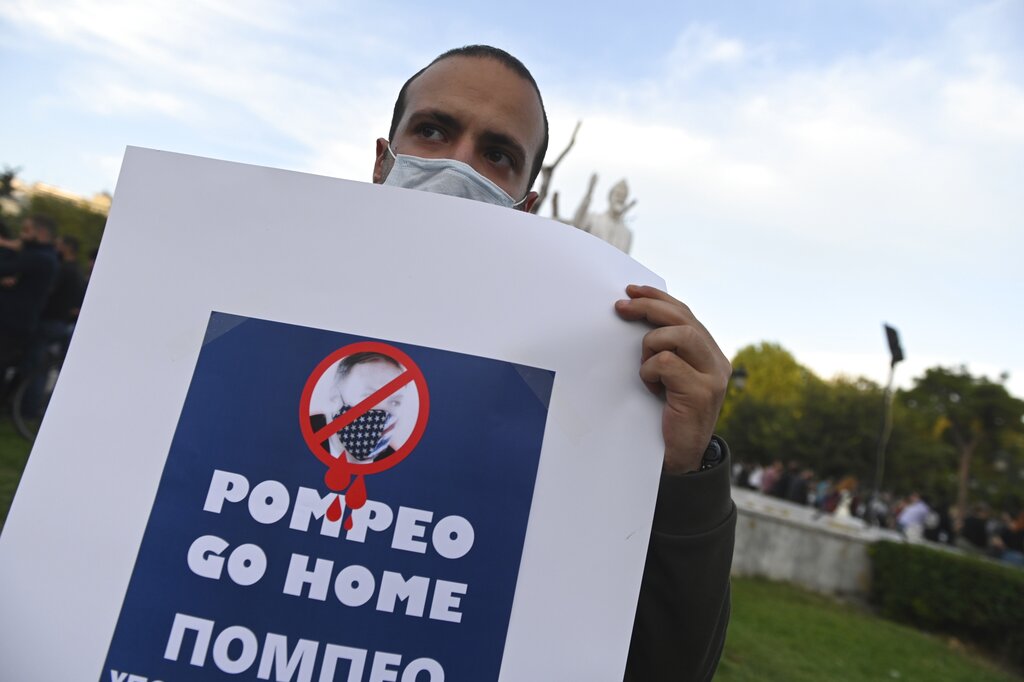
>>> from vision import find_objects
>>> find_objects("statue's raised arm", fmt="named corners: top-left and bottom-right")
top-left (572, 173), bottom-right (599, 231)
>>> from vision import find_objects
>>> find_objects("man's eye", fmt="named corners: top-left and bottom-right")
top-left (485, 149), bottom-right (515, 168)
top-left (416, 124), bottom-right (445, 141)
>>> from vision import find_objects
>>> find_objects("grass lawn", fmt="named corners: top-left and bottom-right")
top-left (718, 577), bottom-right (1021, 682)
top-left (0, 418), bottom-right (32, 531)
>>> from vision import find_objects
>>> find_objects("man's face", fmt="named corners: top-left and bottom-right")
top-left (337, 360), bottom-right (405, 412)
top-left (20, 219), bottom-right (37, 242)
top-left (374, 56), bottom-right (546, 211)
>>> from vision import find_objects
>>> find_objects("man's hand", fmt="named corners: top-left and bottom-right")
top-left (614, 284), bottom-right (731, 475)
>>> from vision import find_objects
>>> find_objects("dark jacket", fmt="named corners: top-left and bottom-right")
top-left (41, 258), bottom-right (86, 323)
top-left (0, 241), bottom-right (59, 340)
top-left (625, 442), bottom-right (735, 682)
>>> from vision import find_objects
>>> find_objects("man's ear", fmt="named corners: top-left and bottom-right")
top-left (521, 190), bottom-right (540, 213)
top-left (373, 137), bottom-right (390, 184)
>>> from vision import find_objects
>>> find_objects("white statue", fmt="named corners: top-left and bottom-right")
top-left (567, 173), bottom-right (636, 254)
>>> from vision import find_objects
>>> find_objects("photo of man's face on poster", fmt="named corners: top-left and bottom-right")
top-left (308, 351), bottom-right (420, 465)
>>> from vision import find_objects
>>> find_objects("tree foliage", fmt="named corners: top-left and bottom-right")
top-left (719, 344), bottom-right (1024, 507)
top-left (0, 166), bottom-right (19, 200)
top-left (901, 367), bottom-right (1024, 515)
top-left (717, 342), bottom-right (820, 464)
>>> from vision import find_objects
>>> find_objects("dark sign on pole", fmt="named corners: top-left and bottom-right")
top-left (884, 324), bottom-right (904, 367)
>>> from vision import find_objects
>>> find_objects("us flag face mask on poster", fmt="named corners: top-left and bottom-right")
top-left (332, 404), bottom-right (396, 462)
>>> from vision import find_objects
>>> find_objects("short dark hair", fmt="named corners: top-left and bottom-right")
top-left (61, 235), bottom-right (80, 255)
top-left (388, 45), bottom-right (549, 191)
top-left (26, 214), bottom-right (57, 240)
top-left (336, 352), bottom-right (402, 379)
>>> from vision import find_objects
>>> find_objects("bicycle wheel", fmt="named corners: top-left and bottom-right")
top-left (11, 361), bottom-right (59, 442)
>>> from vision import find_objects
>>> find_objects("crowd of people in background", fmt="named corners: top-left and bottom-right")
top-left (0, 213), bottom-right (91, 415)
top-left (733, 460), bottom-right (1024, 569)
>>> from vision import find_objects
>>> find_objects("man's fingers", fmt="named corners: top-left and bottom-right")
top-left (617, 298), bottom-right (720, 357)
top-left (615, 296), bottom-right (698, 328)
top-left (625, 283), bottom-right (683, 307)
top-left (641, 325), bottom-right (722, 374)
top-left (639, 350), bottom-right (702, 392)
top-left (639, 351), bottom-right (729, 409)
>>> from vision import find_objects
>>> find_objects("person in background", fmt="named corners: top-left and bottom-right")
top-left (994, 510), bottom-right (1024, 566)
top-left (922, 498), bottom-right (955, 545)
top-left (18, 234), bottom-right (87, 416)
top-left (40, 235), bottom-right (86, 333)
top-left (897, 492), bottom-right (933, 542)
top-left (0, 214), bottom-right (59, 370)
top-left (956, 503), bottom-right (992, 553)
top-left (760, 460), bottom-right (782, 496)
top-left (785, 468), bottom-right (815, 506)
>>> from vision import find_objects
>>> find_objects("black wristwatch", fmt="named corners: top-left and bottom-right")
top-left (699, 437), bottom-right (724, 472)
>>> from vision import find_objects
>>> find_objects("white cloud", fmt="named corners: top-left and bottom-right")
top-left (69, 79), bottom-right (187, 117)
top-left (943, 60), bottom-right (1024, 141)
top-left (544, 18), bottom-right (1023, 253)
top-left (664, 24), bottom-right (749, 78)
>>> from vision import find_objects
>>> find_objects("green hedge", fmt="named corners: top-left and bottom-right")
top-left (869, 541), bottom-right (1024, 666)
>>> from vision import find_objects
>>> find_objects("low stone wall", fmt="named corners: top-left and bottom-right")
top-left (731, 489), bottom-right (903, 597)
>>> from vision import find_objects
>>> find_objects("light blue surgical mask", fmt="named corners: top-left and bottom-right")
top-left (383, 145), bottom-right (528, 209)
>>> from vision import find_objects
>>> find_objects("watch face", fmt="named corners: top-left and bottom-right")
top-left (700, 438), bottom-right (723, 470)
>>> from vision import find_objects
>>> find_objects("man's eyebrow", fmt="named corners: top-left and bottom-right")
top-left (406, 109), bottom-right (463, 133)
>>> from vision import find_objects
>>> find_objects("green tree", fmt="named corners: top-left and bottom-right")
top-left (902, 367), bottom-right (1024, 520)
top-left (886, 398), bottom-right (958, 503)
top-left (0, 166), bottom-right (19, 200)
top-left (718, 342), bottom-right (823, 464)
top-left (800, 376), bottom-right (884, 481)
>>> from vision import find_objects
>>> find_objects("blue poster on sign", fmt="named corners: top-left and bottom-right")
top-left (101, 312), bottom-right (554, 682)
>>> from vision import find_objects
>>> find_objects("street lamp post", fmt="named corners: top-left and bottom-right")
top-left (869, 324), bottom-right (904, 526)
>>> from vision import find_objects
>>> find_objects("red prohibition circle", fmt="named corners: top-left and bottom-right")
top-left (299, 341), bottom-right (430, 477)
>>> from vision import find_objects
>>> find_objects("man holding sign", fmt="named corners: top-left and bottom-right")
top-left (371, 45), bottom-right (736, 681)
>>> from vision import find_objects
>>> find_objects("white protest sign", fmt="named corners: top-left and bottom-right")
top-left (0, 147), bottom-right (666, 681)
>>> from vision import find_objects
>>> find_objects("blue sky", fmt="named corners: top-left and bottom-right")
top-left (1, 0), bottom-right (1022, 396)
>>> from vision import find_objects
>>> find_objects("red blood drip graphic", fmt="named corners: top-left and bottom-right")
top-left (326, 495), bottom-right (343, 522)
top-left (325, 464), bottom-right (350, 492)
top-left (345, 474), bottom-right (367, 510)
top-left (337, 475), bottom-right (367, 532)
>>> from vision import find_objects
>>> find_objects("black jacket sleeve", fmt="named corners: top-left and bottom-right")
top-left (624, 439), bottom-right (736, 682)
